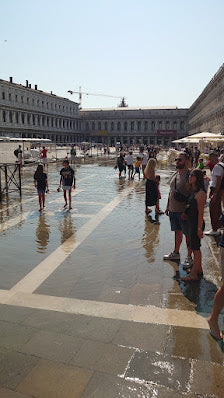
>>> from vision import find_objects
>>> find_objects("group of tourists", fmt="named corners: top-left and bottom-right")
top-left (147, 149), bottom-right (224, 341)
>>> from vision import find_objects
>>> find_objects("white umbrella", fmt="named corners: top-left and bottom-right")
top-left (187, 132), bottom-right (223, 140)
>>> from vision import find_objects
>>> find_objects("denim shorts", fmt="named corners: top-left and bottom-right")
top-left (169, 211), bottom-right (188, 235)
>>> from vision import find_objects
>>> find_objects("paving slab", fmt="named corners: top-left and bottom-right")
top-left (0, 305), bottom-right (33, 324)
top-left (0, 350), bottom-right (39, 390)
top-left (190, 359), bottom-right (224, 397)
top-left (0, 321), bottom-right (36, 350)
top-left (112, 321), bottom-right (170, 352)
top-left (0, 388), bottom-right (31, 398)
top-left (81, 371), bottom-right (198, 398)
top-left (165, 325), bottom-right (224, 364)
top-left (125, 351), bottom-right (191, 392)
top-left (93, 343), bottom-right (134, 376)
top-left (16, 359), bottom-right (93, 398)
top-left (20, 329), bottom-right (85, 364)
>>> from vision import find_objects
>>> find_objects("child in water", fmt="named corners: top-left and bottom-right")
top-left (34, 164), bottom-right (49, 211)
top-left (133, 156), bottom-right (141, 180)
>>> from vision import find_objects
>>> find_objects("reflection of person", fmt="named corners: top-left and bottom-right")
top-left (58, 213), bottom-right (75, 253)
top-left (36, 213), bottom-right (50, 252)
top-left (34, 164), bottom-right (49, 211)
top-left (181, 169), bottom-right (206, 282)
top-left (70, 145), bottom-right (76, 164)
top-left (142, 216), bottom-right (159, 262)
top-left (40, 146), bottom-right (48, 168)
top-left (144, 158), bottom-right (158, 214)
top-left (207, 212), bottom-right (224, 340)
top-left (59, 159), bottom-right (75, 210)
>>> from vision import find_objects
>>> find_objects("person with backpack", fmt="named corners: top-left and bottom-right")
top-left (204, 154), bottom-right (224, 236)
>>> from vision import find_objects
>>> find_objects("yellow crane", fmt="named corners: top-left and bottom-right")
top-left (67, 86), bottom-right (127, 108)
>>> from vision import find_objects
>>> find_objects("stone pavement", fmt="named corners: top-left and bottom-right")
top-left (0, 161), bottom-right (223, 397)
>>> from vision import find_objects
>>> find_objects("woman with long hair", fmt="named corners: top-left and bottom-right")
top-left (34, 164), bottom-right (48, 211)
top-left (144, 158), bottom-right (158, 215)
top-left (181, 169), bottom-right (206, 282)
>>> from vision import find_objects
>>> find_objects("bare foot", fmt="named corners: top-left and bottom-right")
top-left (69, 206), bottom-right (72, 210)
top-left (207, 318), bottom-right (223, 340)
top-left (63, 203), bottom-right (67, 208)
top-left (39, 208), bottom-right (42, 212)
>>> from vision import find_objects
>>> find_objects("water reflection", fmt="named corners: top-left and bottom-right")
top-left (142, 216), bottom-right (159, 263)
top-left (58, 211), bottom-right (76, 253)
top-left (36, 213), bottom-right (50, 253)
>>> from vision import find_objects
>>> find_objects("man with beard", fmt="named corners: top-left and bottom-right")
top-left (163, 152), bottom-right (191, 265)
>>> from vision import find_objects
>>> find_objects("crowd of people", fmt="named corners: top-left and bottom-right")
top-left (29, 141), bottom-right (224, 341)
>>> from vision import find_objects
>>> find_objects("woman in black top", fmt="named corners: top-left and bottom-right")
top-left (34, 164), bottom-right (49, 211)
top-left (181, 169), bottom-right (206, 282)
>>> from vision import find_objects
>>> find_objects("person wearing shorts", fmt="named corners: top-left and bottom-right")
top-left (59, 159), bottom-right (75, 210)
top-left (164, 152), bottom-right (191, 264)
top-left (40, 146), bottom-right (48, 168)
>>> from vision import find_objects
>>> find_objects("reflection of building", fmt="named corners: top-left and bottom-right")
top-left (188, 64), bottom-right (224, 135)
top-left (0, 77), bottom-right (82, 143)
top-left (80, 107), bottom-right (188, 146)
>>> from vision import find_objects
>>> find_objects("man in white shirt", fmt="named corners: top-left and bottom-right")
top-left (205, 154), bottom-right (224, 236)
top-left (126, 151), bottom-right (134, 179)
top-left (139, 148), bottom-right (148, 179)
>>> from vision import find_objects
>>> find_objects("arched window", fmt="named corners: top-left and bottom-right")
top-left (173, 121), bottom-right (177, 129)
top-left (104, 121), bottom-right (108, 130)
top-left (117, 121), bottom-right (121, 131)
top-left (124, 121), bottom-right (127, 131)
top-left (3, 110), bottom-right (6, 122)
top-left (21, 96), bottom-right (24, 103)
top-left (111, 122), bottom-right (114, 131)
top-left (9, 111), bottom-right (13, 123)
top-left (131, 121), bottom-right (134, 131)
top-left (16, 112), bottom-right (19, 124)
top-left (42, 116), bottom-right (45, 126)
top-left (21, 113), bottom-right (25, 124)
top-left (47, 117), bottom-right (49, 127)
top-left (86, 122), bottom-right (89, 130)
top-left (180, 121), bottom-right (184, 130)
top-left (38, 116), bottom-right (40, 126)
top-left (151, 121), bottom-right (155, 130)
top-left (92, 122), bottom-right (95, 130)
top-left (27, 114), bottom-right (30, 124)
top-left (98, 122), bottom-right (101, 130)
top-left (33, 115), bottom-right (35, 125)
top-left (166, 121), bottom-right (170, 129)
top-left (9, 93), bottom-right (11, 101)
top-left (2, 92), bottom-right (5, 100)
top-left (144, 121), bottom-right (148, 131)
top-left (159, 121), bottom-right (162, 129)
top-left (137, 121), bottom-right (141, 131)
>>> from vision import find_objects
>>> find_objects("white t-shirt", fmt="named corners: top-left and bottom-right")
top-left (210, 162), bottom-right (224, 188)
top-left (126, 154), bottom-right (133, 166)
top-left (140, 152), bottom-right (148, 165)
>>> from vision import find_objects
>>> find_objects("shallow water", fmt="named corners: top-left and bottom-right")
top-left (0, 158), bottom-right (221, 315)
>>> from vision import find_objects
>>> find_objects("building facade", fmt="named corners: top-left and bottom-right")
top-left (80, 107), bottom-right (188, 146)
top-left (0, 78), bottom-right (82, 143)
top-left (188, 63), bottom-right (224, 135)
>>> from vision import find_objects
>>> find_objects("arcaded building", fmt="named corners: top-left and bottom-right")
top-left (188, 63), bottom-right (224, 135)
top-left (80, 107), bottom-right (188, 146)
top-left (0, 78), bottom-right (82, 143)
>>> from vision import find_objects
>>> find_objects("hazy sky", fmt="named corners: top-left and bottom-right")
top-left (1, 0), bottom-right (223, 109)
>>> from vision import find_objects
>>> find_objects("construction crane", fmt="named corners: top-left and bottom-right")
top-left (67, 86), bottom-right (128, 108)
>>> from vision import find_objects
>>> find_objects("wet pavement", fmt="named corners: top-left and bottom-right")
top-left (0, 158), bottom-right (223, 397)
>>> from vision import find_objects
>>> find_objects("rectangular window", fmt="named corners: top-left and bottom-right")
top-left (2, 92), bottom-right (5, 99)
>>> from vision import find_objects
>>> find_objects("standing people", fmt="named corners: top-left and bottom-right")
top-left (181, 169), bottom-right (206, 282)
top-left (116, 153), bottom-right (126, 178)
top-left (40, 146), bottom-right (48, 168)
top-left (14, 145), bottom-right (23, 167)
top-left (34, 164), bottom-right (48, 211)
top-left (70, 145), bottom-right (76, 164)
top-left (59, 159), bottom-right (75, 210)
top-left (163, 152), bottom-right (191, 263)
top-left (133, 156), bottom-right (141, 180)
top-left (144, 158), bottom-right (158, 214)
top-left (204, 154), bottom-right (224, 236)
top-left (207, 212), bottom-right (224, 340)
top-left (126, 151), bottom-right (134, 179)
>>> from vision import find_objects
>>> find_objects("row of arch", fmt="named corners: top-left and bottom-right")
top-left (0, 109), bottom-right (81, 131)
top-left (84, 119), bottom-right (185, 132)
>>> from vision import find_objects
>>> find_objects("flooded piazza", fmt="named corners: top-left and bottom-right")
top-left (0, 156), bottom-right (223, 397)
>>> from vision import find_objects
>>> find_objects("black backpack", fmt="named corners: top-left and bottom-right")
top-left (14, 149), bottom-right (19, 157)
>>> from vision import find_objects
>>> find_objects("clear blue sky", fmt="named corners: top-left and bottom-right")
top-left (1, 0), bottom-right (223, 109)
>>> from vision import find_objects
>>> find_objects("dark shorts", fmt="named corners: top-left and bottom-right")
top-left (135, 167), bottom-right (140, 173)
top-left (128, 165), bottom-right (133, 170)
top-left (37, 189), bottom-right (45, 194)
top-left (169, 211), bottom-right (188, 235)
